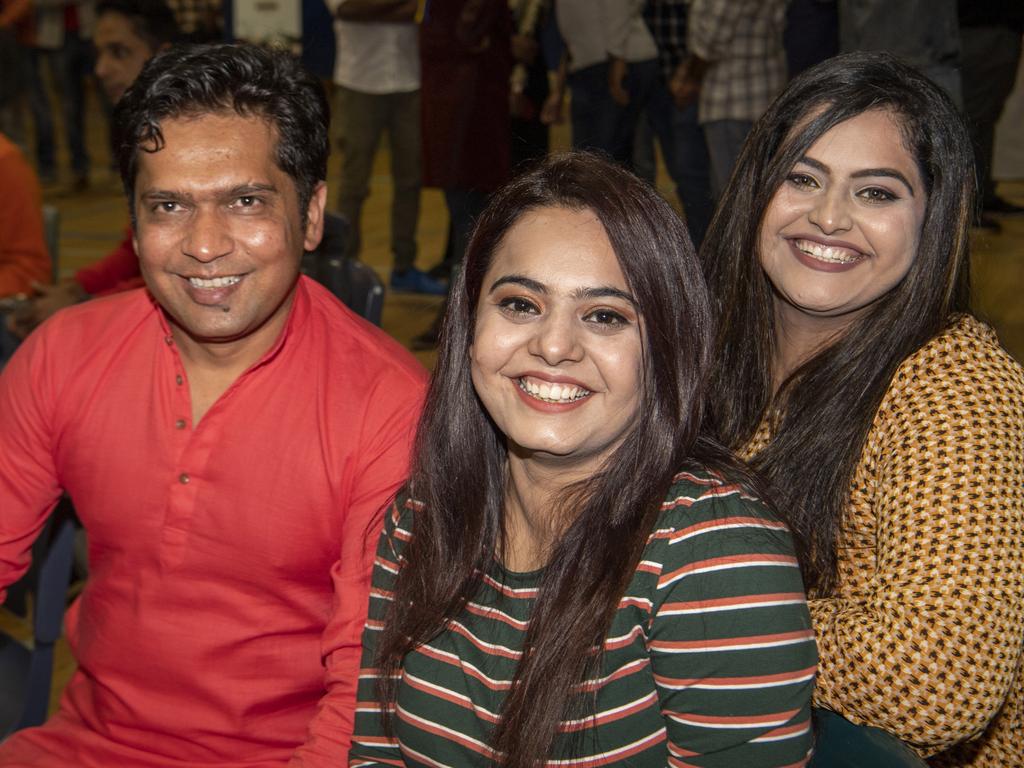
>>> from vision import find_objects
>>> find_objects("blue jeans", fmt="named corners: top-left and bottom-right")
top-left (645, 81), bottom-right (713, 248)
top-left (704, 119), bottom-right (753, 200)
top-left (568, 62), bottom-right (615, 156)
top-left (26, 49), bottom-right (57, 178)
top-left (607, 58), bottom-right (659, 170)
top-left (39, 35), bottom-right (94, 179)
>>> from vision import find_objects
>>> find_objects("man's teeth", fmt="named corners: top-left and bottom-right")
top-left (189, 275), bottom-right (242, 288)
top-left (518, 377), bottom-right (591, 403)
top-left (795, 239), bottom-right (862, 264)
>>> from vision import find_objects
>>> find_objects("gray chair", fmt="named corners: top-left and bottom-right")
top-left (301, 213), bottom-right (385, 326)
top-left (0, 501), bottom-right (76, 737)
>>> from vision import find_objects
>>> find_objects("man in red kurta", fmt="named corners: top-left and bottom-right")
top-left (0, 43), bottom-right (426, 767)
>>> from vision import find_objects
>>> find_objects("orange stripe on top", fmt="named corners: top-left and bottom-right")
top-left (665, 707), bottom-right (801, 728)
top-left (654, 664), bottom-right (817, 689)
top-left (658, 553), bottom-right (799, 589)
top-left (658, 592), bottom-right (806, 615)
top-left (650, 628), bottom-right (815, 653)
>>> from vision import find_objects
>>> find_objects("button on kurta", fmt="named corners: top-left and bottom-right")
top-left (176, 375), bottom-right (184, 385)
top-left (175, 419), bottom-right (187, 429)
top-left (178, 473), bottom-right (190, 484)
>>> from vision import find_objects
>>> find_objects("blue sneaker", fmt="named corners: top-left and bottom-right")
top-left (390, 267), bottom-right (448, 296)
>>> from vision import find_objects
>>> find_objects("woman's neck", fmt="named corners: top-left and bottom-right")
top-left (501, 452), bottom-right (593, 572)
top-left (772, 302), bottom-right (855, 391)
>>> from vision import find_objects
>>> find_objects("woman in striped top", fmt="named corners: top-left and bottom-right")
top-left (348, 153), bottom-right (816, 767)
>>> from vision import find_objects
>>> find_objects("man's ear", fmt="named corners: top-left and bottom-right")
top-left (302, 181), bottom-right (327, 252)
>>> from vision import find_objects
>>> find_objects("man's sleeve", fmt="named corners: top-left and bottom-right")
top-left (686, 0), bottom-right (756, 62)
top-left (74, 229), bottom-right (143, 296)
top-left (0, 323), bottom-right (65, 601)
top-left (289, 368), bottom-right (425, 766)
top-left (0, 147), bottom-right (50, 298)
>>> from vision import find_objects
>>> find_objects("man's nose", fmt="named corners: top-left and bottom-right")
top-left (182, 207), bottom-right (233, 262)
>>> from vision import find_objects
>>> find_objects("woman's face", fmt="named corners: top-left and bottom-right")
top-left (758, 109), bottom-right (927, 331)
top-left (470, 206), bottom-right (644, 471)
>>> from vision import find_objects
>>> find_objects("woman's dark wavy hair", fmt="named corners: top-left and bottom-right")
top-left (375, 152), bottom-right (739, 766)
top-left (111, 43), bottom-right (328, 223)
top-left (703, 52), bottom-right (974, 595)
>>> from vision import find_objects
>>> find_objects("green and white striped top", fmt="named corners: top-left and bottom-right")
top-left (350, 469), bottom-right (817, 767)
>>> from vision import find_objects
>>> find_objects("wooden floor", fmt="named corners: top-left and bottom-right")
top-left (1, 83), bottom-right (1023, 715)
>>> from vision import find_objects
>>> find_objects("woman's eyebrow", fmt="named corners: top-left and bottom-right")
top-left (489, 274), bottom-right (545, 294)
top-left (798, 155), bottom-right (916, 196)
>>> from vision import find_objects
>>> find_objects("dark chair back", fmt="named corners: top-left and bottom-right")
top-left (0, 501), bottom-right (76, 737)
top-left (301, 213), bottom-right (385, 326)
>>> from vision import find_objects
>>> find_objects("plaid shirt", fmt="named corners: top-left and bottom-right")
top-left (687, 0), bottom-right (787, 123)
top-left (643, 0), bottom-right (689, 82)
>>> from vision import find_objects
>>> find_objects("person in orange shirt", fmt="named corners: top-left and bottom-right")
top-left (0, 132), bottom-right (49, 299)
top-left (11, 0), bottom-right (177, 336)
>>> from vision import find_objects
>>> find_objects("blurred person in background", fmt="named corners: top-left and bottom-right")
top-left (32, 0), bottom-right (98, 190)
top-left (9, 0), bottom-right (178, 339)
top-left (671, 0), bottom-right (788, 199)
top-left (958, 0), bottom-right (1024, 228)
top-left (0, 131), bottom-right (50, 363)
top-left (329, 0), bottom-right (446, 296)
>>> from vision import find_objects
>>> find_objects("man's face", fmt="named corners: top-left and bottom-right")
top-left (133, 112), bottom-right (325, 358)
top-left (94, 11), bottom-right (157, 102)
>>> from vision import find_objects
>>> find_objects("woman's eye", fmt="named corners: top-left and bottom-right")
top-left (498, 297), bottom-right (539, 315)
top-left (858, 187), bottom-right (897, 203)
top-left (787, 172), bottom-right (817, 188)
top-left (584, 308), bottom-right (629, 327)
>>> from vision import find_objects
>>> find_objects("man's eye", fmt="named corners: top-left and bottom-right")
top-left (233, 196), bottom-right (263, 209)
top-left (152, 201), bottom-right (182, 213)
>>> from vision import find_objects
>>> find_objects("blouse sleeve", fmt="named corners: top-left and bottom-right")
top-left (809, 325), bottom-right (1024, 755)
top-left (348, 498), bottom-right (413, 767)
top-left (648, 476), bottom-right (817, 767)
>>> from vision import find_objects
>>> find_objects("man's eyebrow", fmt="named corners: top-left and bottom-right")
top-left (797, 155), bottom-right (916, 196)
top-left (139, 188), bottom-right (193, 202)
top-left (488, 274), bottom-right (635, 304)
top-left (224, 183), bottom-right (279, 198)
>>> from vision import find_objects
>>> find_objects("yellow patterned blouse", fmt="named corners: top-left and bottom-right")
top-left (743, 314), bottom-right (1024, 767)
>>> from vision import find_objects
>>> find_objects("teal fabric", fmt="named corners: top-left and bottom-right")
top-left (810, 709), bottom-right (928, 768)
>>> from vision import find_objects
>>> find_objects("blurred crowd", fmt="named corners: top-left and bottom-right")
top-left (0, 0), bottom-right (1021, 348)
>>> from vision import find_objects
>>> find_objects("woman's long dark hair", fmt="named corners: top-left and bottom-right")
top-left (703, 52), bottom-right (974, 595)
top-left (375, 152), bottom-right (735, 766)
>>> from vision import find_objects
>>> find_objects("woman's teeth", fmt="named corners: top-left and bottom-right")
top-left (795, 239), bottom-right (862, 264)
top-left (189, 275), bottom-right (242, 288)
top-left (518, 377), bottom-right (591, 403)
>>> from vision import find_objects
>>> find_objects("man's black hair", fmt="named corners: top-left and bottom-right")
top-left (112, 43), bottom-right (329, 223)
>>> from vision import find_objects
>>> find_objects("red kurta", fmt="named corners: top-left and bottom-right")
top-left (74, 228), bottom-right (143, 296)
top-left (0, 278), bottom-right (427, 767)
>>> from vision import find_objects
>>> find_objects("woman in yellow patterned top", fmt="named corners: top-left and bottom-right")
top-left (702, 52), bottom-right (1024, 767)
